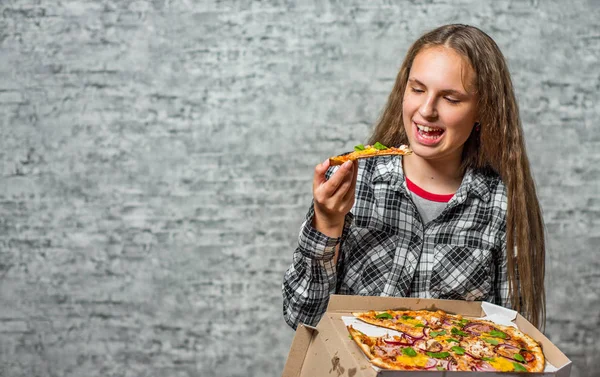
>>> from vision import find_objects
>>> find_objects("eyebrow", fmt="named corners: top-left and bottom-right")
top-left (408, 78), bottom-right (468, 97)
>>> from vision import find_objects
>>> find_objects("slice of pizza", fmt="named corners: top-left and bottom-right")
top-left (347, 325), bottom-right (444, 370)
top-left (352, 309), bottom-right (447, 339)
top-left (329, 142), bottom-right (412, 166)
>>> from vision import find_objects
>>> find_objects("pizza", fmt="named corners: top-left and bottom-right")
top-left (329, 142), bottom-right (412, 166)
top-left (347, 309), bottom-right (544, 372)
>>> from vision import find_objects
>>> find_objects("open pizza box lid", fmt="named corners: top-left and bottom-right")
top-left (282, 295), bottom-right (571, 377)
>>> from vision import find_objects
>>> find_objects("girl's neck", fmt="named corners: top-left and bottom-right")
top-left (402, 153), bottom-right (464, 195)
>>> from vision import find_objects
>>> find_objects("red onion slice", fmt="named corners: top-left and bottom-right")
top-left (471, 361), bottom-right (498, 372)
top-left (413, 339), bottom-right (428, 351)
top-left (448, 360), bottom-right (458, 371)
top-left (463, 322), bottom-right (497, 336)
top-left (383, 335), bottom-right (414, 346)
top-left (405, 331), bottom-right (424, 340)
top-left (426, 340), bottom-right (443, 353)
top-left (424, 358), bottom-right (439, 369)
top-left (494, 343), bottom-right (521, 361)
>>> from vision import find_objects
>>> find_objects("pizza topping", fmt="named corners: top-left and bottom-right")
top-left (429, 329), bottom-right (446, 338)
top-left (471, 361), bottom-right (498, 372)
top-left (382, 333), bottom-right (414, 346)
top-left (482, 337), bottom-right (499, 345)
top-left (374, 345), bottom-right (398, 358)
top-left (451, 327), bottom-right (468, 337)
top-left (375, 312), bottom-right (393, 320)
top-left (429, 359), bottom-right (458, 371)
top-left (488, 329), bottom-right (509, 339)
top-left (514, 353), bottom-right (526, 363)
top-left (373, 142), bottom-right (388, 150)
top-left (513, 362), bottom-right (528, 372)
top-left (451, 346), bottom-right (466, 355)
top-left (486, 357), bottom-right (525, 372)
top-left (463, 322), bottom-right (496, 335)
top-left (402, 347), bottom-right (418, 357)
top-left (426, 351), bottom-right (451, 359)
top-left (461, 338), bottom-right (495, 359)
top-left (354, 144), bottom-right (366, 151)
top-left (520, 350), bottom-right (536, 363)
top-left (494, 343), bottom-right (529, 363)
top-left (394, 353), bottom-right (431, 368)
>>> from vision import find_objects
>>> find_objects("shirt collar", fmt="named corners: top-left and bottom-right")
top-left (370, 155), bottom-right (492, 203)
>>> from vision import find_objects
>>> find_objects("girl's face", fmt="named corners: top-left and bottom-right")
top-left (402, 46), bottom-right (479, 163)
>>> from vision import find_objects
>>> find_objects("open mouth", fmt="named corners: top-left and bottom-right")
top-left (415, 122), bottom-right (444, 141)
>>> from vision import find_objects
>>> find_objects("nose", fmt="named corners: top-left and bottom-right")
top-left (418, 95), bottom-right (437, 119)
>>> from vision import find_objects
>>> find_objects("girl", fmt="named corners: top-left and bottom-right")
top-left (283, 24), bottom-right (546, 330)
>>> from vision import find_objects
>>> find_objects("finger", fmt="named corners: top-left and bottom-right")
top-left (331, 171), bottom-right (354, 200)
top-left (312, 158), bottom-right (330, 190)
top-left (320, 160), bottom-right (353, 197)
top-left (343, 159), bottom-right (359, 201)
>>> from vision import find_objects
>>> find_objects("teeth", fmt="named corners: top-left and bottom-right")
top-left (416, 123), bottom-right (442, 132)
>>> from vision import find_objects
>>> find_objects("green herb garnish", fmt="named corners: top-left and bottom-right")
top-left (482, 338), bottom-right (499, 345)
top-left (482, 357), bottom-right (495, 362)
top-left (373, 142), bottom-right (388, 150)
top-left (429, 330), bottom-right (446, 338)
top-left (436, 366), bottom-right (445, 371)
top-left (451, 346), bottom-right (465, 355)
top-left (488, 330), bottom-right (507, 339)
top-left (413, 323), bottom-right (424, 328)
top-left (349, 334), bottom-right (353, 340)
top-left (354, 144), bottom-right (366, 151)
top-left (451, 327), bottom-right (468, 337)
top-left (514, 353), bottom-right (526, 363)
top-left (426, 351), bottom-right (450, 359)
top-left (513, 362), bottom-right (527, 372)
top-left (375, 312), bottom-right (393, 319)
top-left (402, 347), bottom-right (417, 357)
top-left (447, 338), bottom-right (460, 343)
top-left (457, 319), bottom-right (469, 327)
top-left (401, 315), bottom-right (414, 320)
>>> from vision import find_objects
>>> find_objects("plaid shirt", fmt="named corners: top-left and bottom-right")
top-left (283, 155), bottom-right (510, 329)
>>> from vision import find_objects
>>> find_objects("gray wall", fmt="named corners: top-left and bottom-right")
top-left (0, 1), bottom-right (598, 376)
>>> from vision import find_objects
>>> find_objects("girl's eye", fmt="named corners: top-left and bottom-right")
top-left (445, 97), bottom-right (460, 104)
top-left (411, 87), bottom-right (424, 93)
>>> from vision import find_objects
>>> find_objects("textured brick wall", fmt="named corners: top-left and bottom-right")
top-left (0, 1), bottom-right (598, 376)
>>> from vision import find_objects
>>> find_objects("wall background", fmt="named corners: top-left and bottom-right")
top-left (0, 0), bottom-right (598, 376)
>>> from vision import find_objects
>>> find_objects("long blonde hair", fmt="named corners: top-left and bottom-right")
top-left (369, 24), bottom-right (546, 329)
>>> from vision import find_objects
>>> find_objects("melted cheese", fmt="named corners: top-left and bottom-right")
top-left (394, 353), bottom-right (430, 368)
top-left (353, 148), bottom-right (379, 155)
top-left (406, 318), bottom-right (426, 326)
top-left (489, 357), bottom-right (519, 372)
top-left (437, 335), bottom-right (453, 344)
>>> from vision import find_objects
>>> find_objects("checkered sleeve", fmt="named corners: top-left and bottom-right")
top-left (282, 203), bottom-right (354, 329)
top-left (493, 236), bottom-right (511, 308)
top-left (487, 180), bottom-right (511, 309)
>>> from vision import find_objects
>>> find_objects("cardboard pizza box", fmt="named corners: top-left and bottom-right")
top-left (282, 295), bottom-right (571, 377)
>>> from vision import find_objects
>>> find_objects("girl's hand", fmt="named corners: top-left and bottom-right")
top-left (311, 159), bottom-right (359, 237)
